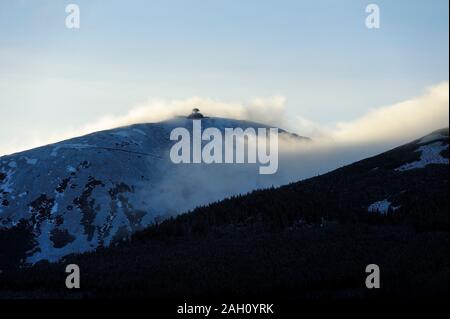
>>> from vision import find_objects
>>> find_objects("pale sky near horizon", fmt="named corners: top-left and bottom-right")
top-left (0, 0), bottom-right (449, 155)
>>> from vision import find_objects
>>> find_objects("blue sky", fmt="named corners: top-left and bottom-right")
top-left (0, 0), bottom-right (448, 154)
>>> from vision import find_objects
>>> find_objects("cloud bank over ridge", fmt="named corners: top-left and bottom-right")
top-left (1, 81), bottom-right (448, 156)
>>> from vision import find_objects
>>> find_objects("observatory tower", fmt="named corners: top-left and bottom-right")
top-left (187, 108), bottom-right (204, 119)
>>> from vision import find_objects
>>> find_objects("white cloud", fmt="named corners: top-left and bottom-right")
top-left (0, 82), bottom-right (448, 156)
top-left (0, 96), bottom-right (288, 155)
top-left (329, 81), bottom-right (449, 145)
top-left (77, 95), bottom-right (288, 132)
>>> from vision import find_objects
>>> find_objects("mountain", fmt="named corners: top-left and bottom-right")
top-left (0, 117), bottom-right (307, 265)
top-left (0, 128), bottom-right (447, 299)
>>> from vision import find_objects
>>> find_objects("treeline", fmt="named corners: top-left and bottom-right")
top-left (134, 164), bottom-right (448, 242)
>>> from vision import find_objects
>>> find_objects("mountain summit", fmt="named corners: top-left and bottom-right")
top-left (0, 117), bottom-right (305, 264)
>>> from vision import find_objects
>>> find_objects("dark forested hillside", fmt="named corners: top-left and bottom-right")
top-left (0, 129), bottom-right (448, 299)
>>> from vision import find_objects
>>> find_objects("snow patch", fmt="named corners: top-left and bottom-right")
top-left (51, 144), bottom-right (92, 157)
top-left (132, 128), bottom-right (147, 136)
top-left (66, 165), bottom-right (77, 173)
top-left (396, 142), bottom-right (449, 171)
top-left (27, 221), bottom-right (96, 264)
top-left (51, 202), bottom-right (59, 215)
top-left (368, 199), bottom-right (401, 215)
top-left (8, 161), bottom-right (17, 168)
top-left (23, 157), bottom-right (38, 165)
top-left (368, 199), bottom-right (391, 215)
top-left (0, 169), bottom-right (15, 193)
top-left (112, 131), bottom-right (130, 138)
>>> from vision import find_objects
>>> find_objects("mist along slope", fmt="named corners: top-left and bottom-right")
top-left (1, 129), bottom-right (447, 299)
top-left (0, 117), bottom-right (306, 265)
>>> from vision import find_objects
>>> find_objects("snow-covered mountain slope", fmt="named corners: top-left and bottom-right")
top-left (0, 117), bottom-right (306, 263)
